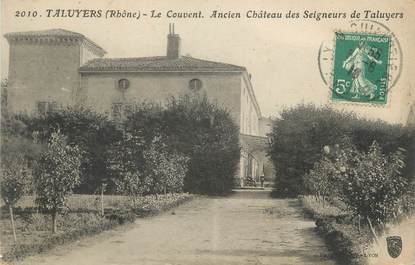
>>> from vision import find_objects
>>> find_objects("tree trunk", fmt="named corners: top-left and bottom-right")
top-left (52, 211), bottom-right (57, 234)
top-left (101, 184), bottom-right (105, 217)
top-left (366, 216), bottom-right (379, 244)
top-left (358, 214), bottom-right (361, 234)
top-left (9, 204), bottom-right (17, 243)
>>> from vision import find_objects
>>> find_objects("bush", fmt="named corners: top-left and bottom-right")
top-left (124, 95), bottom-right (240, 195)
top-left (163, 95), bottom-right (240, 195)
top-left (268, 103), bottom-right (413, 196)
top-left (306, 137), bottom-right (410, 226)
top-left (333, 141), bottom-right (408, 226)
top-left (107, 134), bottom-right (189, 199)
top-left (141, 139), bottom-right (189, 195)
top-left (304, 156), bottom-right (334, 204)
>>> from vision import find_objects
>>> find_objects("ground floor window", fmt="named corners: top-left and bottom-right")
top-left (112, 102), bottom-right (135, 120)
top-left (37, 101), bottom-right (58, 115)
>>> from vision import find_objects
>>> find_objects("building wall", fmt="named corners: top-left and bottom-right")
top-left (259, 117), bottom-right (273, 137)
top-left (240, 76), bottom-right (260, 136)
top-left (80, 43), bottom-right (101, 65)
top-left (80, 72), bottom-right (242, 125)
top-left (7, 41), bottom-right (81, 114)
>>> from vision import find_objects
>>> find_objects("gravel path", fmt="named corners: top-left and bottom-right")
top-left (14, 190), bottom-right (336, 265)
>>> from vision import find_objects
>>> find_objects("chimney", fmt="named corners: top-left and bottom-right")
top-left (167, 23), bottom-right (181, 59)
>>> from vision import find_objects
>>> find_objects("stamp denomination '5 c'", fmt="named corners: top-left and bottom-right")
top-left (332, 32), bottom-right (391, 104)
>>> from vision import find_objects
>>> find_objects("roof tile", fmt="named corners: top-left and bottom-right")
top-left (79, 56), bottom-right (246, 72)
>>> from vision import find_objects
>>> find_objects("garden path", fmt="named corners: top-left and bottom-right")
top-left (14, 190), bottom-right (336, 265)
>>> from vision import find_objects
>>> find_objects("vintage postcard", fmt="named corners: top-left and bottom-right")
top-left (1, 0), bottom-right (414, 265)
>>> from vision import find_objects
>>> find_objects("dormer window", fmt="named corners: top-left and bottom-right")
top-left (189, 79), bottom-right (202, 91)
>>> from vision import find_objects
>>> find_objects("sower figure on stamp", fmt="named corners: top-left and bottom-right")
top-left (342, 40), bottom-right (382, 100)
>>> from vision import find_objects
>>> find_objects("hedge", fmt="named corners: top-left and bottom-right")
top-left (268, 104), bottom-right (414, 196)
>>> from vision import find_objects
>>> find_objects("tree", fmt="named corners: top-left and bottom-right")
top-left (19, 106), bottom-right (123, 193)
top-left (0, 134), bottom-right (42, 242)
top-left (33, 131), bottom-right (82, 233)
top-left (0, 155), bottom-right (29, 243)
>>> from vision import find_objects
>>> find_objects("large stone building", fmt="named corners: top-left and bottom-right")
top-left (4, 26), bottom-right (274, 186)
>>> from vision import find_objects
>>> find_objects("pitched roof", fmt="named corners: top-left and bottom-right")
top-left (5, 28), bottom-right (84, 38)
top-left (79, 56), bottom-right (246, 73)
top-left (4, 28), bottom-right (106, 55)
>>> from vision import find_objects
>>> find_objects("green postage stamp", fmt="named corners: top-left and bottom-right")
top-left (332, 32), bottom-right (391, 104)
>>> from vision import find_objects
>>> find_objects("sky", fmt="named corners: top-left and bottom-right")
top-left (1, 0), bottom-right (414, 123)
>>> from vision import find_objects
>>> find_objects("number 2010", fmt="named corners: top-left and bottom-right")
top-left (15, 11), bottom-right (38, 17)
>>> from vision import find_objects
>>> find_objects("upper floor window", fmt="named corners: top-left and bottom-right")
top-left (118, 79), bottom-right (130, 91)
top-left (37, 101), bottom-right (58, 115)
top-left (189, 79), bottom-right (202, 91)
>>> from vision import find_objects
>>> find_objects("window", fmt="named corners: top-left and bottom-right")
top-left (112, 102), bottom-right (135, 120)
top-left (118, 79), bottom-right (130, 91)
top-left (37, 101), bottom-right (58, 115)
top-left (189, 79), bottom-right (202, 91)
top-left (112, 103), bottom-right (124, 120)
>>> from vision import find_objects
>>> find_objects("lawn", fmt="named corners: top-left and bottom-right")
top-left (0, 193), bottom-right (193, 261)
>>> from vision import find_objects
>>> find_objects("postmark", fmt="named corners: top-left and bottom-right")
top-left (332, 32), bottom-right (390, 104)
top-left (318, 19), bottom-right (403, 106)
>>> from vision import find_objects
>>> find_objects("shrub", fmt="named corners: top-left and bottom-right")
top-left (107, 134), bottom-right (188, 199)
top-left (162, 95), bottom-right (240, 195)
top-left (141, 138), bottom-right (189, 195)
top-left (304, 156), bottom-right (334, 205)
top-left (333, 141), bottom-right (408, 227)
top-left (33, 131), bottom-right (82, 233)
top-left (124, 95), bottom-right (240, 195)
top-left (106, 132), bottom-right (145, 198)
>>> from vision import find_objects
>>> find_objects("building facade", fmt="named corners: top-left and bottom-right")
top-left (4, 26), bottom-right (273, 186)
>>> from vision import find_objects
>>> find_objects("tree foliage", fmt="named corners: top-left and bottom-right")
top-left (33, 131), bottom-right (82, 233)
top-left (124, 95), bottom-right (240, 195)
top-left (0, 136), bottom-right (35, 242)
top-left (107, 132), bottom-right (189, 199)
top-left (269, 103), bottom-right (413, 196)
top-left (19, 107), bottom-right (122, 193)
top-left (306, 138), bottom-right (409, 226)
top-left (334, 141), bottom-right (408, 225)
